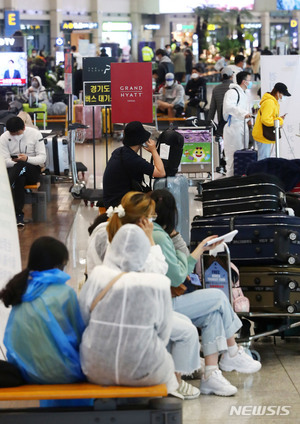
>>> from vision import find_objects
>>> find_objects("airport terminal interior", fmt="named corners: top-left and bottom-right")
top-left (1, 0), bottom-right (300, 423)
top-left (7, 127), bottom-right (300, 424)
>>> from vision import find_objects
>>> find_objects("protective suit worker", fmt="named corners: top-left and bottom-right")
top-left (79, 224), bottom-right (178, 393)
top-left (222, 71), bottom-right (252, 177)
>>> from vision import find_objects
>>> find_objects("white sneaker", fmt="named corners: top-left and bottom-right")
top-left (170, 380), bottom-right (200, 400)
top-left (200, 369), bottom-right (237, 397)
top-left (219, 346), bottom-right (262, 374)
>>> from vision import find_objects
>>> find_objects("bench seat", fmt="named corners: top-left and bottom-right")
top-left (0, 382), bottom-right (167, 401)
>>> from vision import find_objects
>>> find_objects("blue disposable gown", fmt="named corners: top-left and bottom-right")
top-left (4, 268), bottom-right (86, 384)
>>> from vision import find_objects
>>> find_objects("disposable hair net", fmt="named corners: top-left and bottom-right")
top-left (104, 224), bottom-right (150, 272)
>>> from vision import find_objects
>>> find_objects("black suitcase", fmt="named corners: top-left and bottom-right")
top-left (202, 174), bottom-right (286, 217)
top-left (190, 213), bottom-right (300, 266)
top-left (239, 266), bottom-right (300, 314)
top-left (233, 118), bottom-right (257, 176)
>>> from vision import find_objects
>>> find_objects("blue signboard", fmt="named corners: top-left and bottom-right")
top-left (4, 11), bottom-right (20, 37)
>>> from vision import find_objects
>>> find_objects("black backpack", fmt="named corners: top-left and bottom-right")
top-left (156, 129), bottom-right (184, 177)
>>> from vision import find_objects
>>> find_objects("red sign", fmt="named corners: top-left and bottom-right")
top-left (111, 63), bottom-right (153, 123)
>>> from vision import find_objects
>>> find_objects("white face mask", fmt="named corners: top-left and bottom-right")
top-left (279, 95), bottom-right (286, 103)
top-left (191, 72), bottom-right (199, 79)
top-left (14, 134), bottom-right (23, 142)
top-left (166, 80), bottom-right (174, 87)
top-left (166, 48), bottom-right (171, 54)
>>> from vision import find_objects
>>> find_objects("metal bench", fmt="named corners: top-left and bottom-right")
top-left (0, 382), bottom-right (182, 424)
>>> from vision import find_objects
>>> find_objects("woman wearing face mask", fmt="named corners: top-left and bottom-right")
top-left (252, 82), bottom-right (291, 160)
top-left (25, 75), bottom-right (48, 105)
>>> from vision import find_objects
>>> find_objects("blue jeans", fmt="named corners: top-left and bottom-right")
top-left (168, 311), bottom-right (201, 375)
top-left (172, 289), bottom-right (242, 356)
top-left (256, 141), bottom-right (272, 160)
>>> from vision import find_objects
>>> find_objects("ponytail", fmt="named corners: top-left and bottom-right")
top-left (106, 191), bottom-right (155, 243)
top-left (0, 268), bottom-right (30, 307)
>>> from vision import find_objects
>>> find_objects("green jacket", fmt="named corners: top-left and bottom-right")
top-left (152, 223), bottom-right (197, 287)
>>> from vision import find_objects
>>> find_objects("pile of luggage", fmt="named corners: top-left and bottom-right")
top-left (191, 173), bottom-right (300, 314)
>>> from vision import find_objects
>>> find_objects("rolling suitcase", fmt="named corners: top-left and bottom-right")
top-left (239, 266), bottom-right (300, 314)
top-left (190, 213), bottom-right (300, 266)
top-left (74, 104), bottom-right (101, 140)
top-left (202, 174), bottom-right (286, 217)
top-left (44, 135), bottom-right (70, 176)
top-left (153, 175), bottom-right (190, 245)
top-left (233, 118), bottom-right (257, 176)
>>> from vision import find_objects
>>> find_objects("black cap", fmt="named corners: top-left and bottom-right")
top-left (123, 121), bottom-right (151, 147)
top-left (274, 82), bottom-right (291, 96)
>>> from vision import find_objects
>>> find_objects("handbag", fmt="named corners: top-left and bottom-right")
top-left (260, 110), bottom-right (281, 141)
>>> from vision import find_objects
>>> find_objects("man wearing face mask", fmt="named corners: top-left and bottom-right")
top-left (185, 66), bottom-right (207, 115)
top-left (252, 82), bottom-right (291, 160)
top-left (155, 49), bottom-right (174, 86)
top-left (0, 116), bottom-right (46, 227)
top-left (222, 71), bottom-right (252, 177)
top-left (227, 54), bottom-right (245, 84)
top-left (157, 72), bottom-right (185, 118)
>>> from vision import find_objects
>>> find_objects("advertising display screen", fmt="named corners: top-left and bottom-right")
top-left (160, 0), bottom-right (254, 13)
top-left (0, 52), bottom-right (27, 86)
top-left (277, 0), bottom-right (300, 10)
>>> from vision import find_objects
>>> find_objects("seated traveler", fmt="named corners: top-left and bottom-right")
top-left (150, 189), bottom-right (262, 397)
top-left (79, 224), bottom-right (179, 393)
top-left (85, 191), bottom-right (202, 399)
top-left (0, 236), bottom-right (86, 384)
top-left (157, 72), bottom-right (185, 118)
top-left (0, 116), bottom-right (46, 227)
top-left (103, 121), bottom-right (165, 208)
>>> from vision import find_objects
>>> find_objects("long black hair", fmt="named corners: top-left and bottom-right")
top-left (0, 237), bottom-right (69, 307)
top-left (150, 189), bottom-right (178, 235)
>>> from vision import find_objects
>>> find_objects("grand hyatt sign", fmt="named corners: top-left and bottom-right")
top-left (120, 86), bottom-right (143, 98)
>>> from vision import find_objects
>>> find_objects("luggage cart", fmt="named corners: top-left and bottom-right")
top-left (176, 124), bottom-right (218, 198)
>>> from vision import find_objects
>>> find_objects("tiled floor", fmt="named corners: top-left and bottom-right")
top-left (67, 139), bottom-right (300, 424)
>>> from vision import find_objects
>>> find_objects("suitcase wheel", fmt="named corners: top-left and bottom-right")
top-left (288, 256), bottom-right (296, 265)
top-left (250, 350), bottom-right (261, 362)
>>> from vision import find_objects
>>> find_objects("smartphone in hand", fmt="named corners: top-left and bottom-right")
top-left (11, 155), bottom-right (18, 159)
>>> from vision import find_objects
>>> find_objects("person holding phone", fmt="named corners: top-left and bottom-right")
top-left (103, 121), bottom-right (165, 208)
top-left (0, 116), bottom-right (46, 227)
top-left (150, 189), bottom-right (262, 397)
top-left (252, 82), bottom-right (291, 160)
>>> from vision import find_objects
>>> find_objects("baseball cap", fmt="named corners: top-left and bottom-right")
top-left (165, 72), bottom-right (174, 81)
top-left (221, 66), bottom-right (233, 77)
top-left (274, 82), bottom-right (291, 96)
